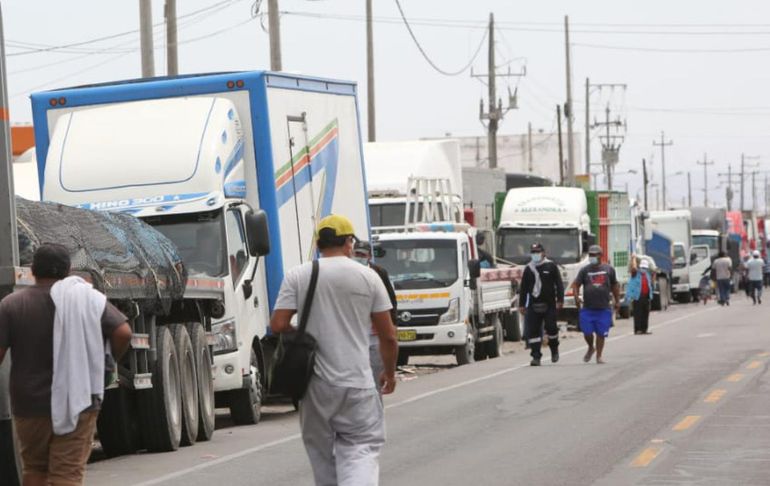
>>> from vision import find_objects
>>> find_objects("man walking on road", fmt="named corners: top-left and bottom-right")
top-left (713, 251), bottom-right (733, 306)
top-left (627, 259), bottom-right (653, 335)
top-left (0, 244), bottom-right (132, 486)
top-left (518, 243), bottom-right (564, 367)
top-left (571, 245), bottom-right (620, 364)
top-left (353, 240), bottom-right (398, 389)
top-left (746, 250), bottom-right (765, 304)
top-left (271, 215), bottom-right (399, 486)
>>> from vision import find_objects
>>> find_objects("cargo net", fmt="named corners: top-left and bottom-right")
top-left (16, 197), bottom-right (187, 313)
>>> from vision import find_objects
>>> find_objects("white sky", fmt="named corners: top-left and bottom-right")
top-left (5, 0), bottom-right (770, 209)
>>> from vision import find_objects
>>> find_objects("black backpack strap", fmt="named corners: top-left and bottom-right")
top-left (297, 260), bottom-right (319, 336)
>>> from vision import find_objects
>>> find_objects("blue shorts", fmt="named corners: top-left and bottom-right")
top-left (579, 308), bottom-right (613, 337)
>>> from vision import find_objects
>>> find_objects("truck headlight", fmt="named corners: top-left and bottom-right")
top-left (212, 321), bottom-right (237, 354)
top-left (438, 298), bottom-right (460, 324)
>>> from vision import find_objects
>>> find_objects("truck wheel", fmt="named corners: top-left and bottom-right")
top-left (139, 325), bottom-right (183, 452)
top-left (229, 347), bottom-right (262, 425)
top-left (396, 350), bottom-right (409, 367)
top-left (170, 325), bottom-right (199, 446)
top-left (97, 387), bottom-right (142, 457)
top-left (486, 314), bottom-right (504, 359)
top-left (187, 322), bottom-right (215, 442)
top-left (455, 332), bottom-right (476, 366)
top-left (503, 312), bottom-right (522, 342)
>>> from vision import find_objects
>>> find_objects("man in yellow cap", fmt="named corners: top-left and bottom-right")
top-left (271, 214), bottom-right (398, 486)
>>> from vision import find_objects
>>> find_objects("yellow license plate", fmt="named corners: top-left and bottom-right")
top-left (397, 330), bottom-right (417, 342)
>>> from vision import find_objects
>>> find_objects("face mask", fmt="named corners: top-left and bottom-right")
top-left (589, 256), bottom-right (599, 265)
top-left (531, 253), bottom-right (542, 263)
top-left (353, 257), bottom-right (369, 266)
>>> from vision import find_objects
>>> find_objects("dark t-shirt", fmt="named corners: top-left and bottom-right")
top-left (370, 263), bottom-right (398, 323)
top-left (575, 263), bottom-right (618, 309)
top-left (0, 284), bottom-right (127, 417)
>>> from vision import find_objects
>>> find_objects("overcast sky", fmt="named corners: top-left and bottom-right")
top-left (6, 0), bottom-right (770, 209)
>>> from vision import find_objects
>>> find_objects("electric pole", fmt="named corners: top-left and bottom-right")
top-left (718, 164), bottom-right (739, 211)
top-left (687, 171), bottom-right (692, 207)
top-left (585, 77), bottom-right (590, 175)
top-left (593, 104), bottom-right (625, 191)
top-left (740, 154), bottom-right (760, 212)
top-left (139, 0), bottom-right (155, 78)
top-left (366, 0), bottom-right (375, 141)
top-left (268, 0), bottom-right (282, 71)
top-left (652, 132), bottom-right (673, 210)
top-left (697, 153), bottom-right (714, 207)
top-left (165, 0), bottom-right (178, 76)
top-left (564, 16), bottom-right (575, 184)
top-left (642, 158), bottom-right (649, 211)
top-left (475, 12), bottom-right (524, 170)
top-left (527, 122), bottom-right (533, 172)
top-left (557, 104), bottom-right (564, 185)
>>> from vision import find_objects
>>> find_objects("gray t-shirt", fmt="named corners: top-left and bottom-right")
top-left (274, 256), bottom-right (392, 389)
top-left (574, 263), bottom-right (617, 309)
top-left (747, 257), bottom-right (765, 281)
top-left (713, 256), bottom-right (732, 280)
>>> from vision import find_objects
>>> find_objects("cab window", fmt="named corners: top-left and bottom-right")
top-left (226, 209), bottom-right (249, 285)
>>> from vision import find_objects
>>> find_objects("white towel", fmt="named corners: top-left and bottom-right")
top-left (50, 276), bottom-right (107, 435)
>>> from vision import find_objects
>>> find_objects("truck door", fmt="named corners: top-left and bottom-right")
top-left (689, 245), bottom-right (712, 290)
top-left (285, 113), bottom-right (319, 264)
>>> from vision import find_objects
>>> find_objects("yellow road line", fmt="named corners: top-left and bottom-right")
top-left (672, 415), bottom-right (701, 431)
top-left (704, 389), bottom-right (727, 403)
top-left (631, 446), bottom-right (662, 467)
top-left (747, 361), bottom-right (762, 370)
top-left (727, 373), bottom-right (744, 382)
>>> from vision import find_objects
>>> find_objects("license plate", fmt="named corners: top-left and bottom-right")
top-left (397, 330), bottom-right (417, 342)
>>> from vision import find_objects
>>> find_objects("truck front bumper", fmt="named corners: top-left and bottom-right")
top-left (212, 350), bottom-right (248, 392)
top-left (672, 283), bottom-right (690, 294)
top-left (396, 321), bottom-right (467, 348)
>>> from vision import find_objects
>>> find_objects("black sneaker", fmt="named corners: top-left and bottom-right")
top-left (551, 351), bottom-right (560, 363)
top-left (530, 358), bottom-right (541, 366)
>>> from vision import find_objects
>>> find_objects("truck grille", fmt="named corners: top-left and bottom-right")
top-left (671, 277), bottom-right (680, 285)
top-left (396, 307), bottom-right (447, 327)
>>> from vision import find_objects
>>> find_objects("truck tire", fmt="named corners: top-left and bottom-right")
top-left (187, 322), bottom-right (215, 442)
top-left (139, 325), bottom-right (183, 452)
top-left (229, 347), bottom-right (262, 425)
top-left (486, 314), bottom-right (504, 359)
top-left (97, 387), bottom-right (142, 457)
top-left (170, 325), bottom-right (199, 446)
top-left (455, 331), bottom-right (476, 366)
top-left (503, 312), bottom-right (522, 342)
top-left (396, 350), bottom-right (409, 367)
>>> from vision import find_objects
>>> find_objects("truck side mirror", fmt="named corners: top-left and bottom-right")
top-left (245, 209), bottom-right (270, 257)
top-left (468, 259), bottom-right (481, 280)
top-left (582, 232), bottom-right (596, 251)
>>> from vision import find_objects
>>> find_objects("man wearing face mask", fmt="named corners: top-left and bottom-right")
top-left (571, 245), bottom-right (620, 364)
top-left (354, 241), bottom-right (398, 386)
top-left (518, 243), bottom-right (564, 366)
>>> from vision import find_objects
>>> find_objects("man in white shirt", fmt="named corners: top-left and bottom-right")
top-left (270, 214), bottom-right (398, 486)
top-left (746, 250), bottom-right (765, 304)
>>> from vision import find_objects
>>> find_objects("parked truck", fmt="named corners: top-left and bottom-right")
top-left (496, 187), bottom-right (593, 326)
top-left (12, 71), bottom-right (371, 458)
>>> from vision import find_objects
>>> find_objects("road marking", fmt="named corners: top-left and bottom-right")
top-left (696, 333), bottom-right (716, 338)
top-left (727, 373), bottom-right (744, 382)
top-left (747, 360), bottom-right (762, 370)
top-left (758, 352), bottom-right (770, 357)
top-left (672, 415), bottom-right (701, 431)
top-left (704, 389), bottom-right (727, 403)
top-left (135, 306), bottom-right (716, 484)
top-left (631, 446), bottom-right (662, 467)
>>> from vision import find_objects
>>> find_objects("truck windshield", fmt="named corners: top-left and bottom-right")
top-left (144, 209), bottom-right (226, 278)
top-left (497, 228), bottom-right (580, 265)
top-left (376, 239), bottom-right (458, 289)
top-left (673, 245), bottom-right (687, 269)
top-left (369, 203), bottom-right (446, 228)
top-left (693, 235), bottom-right (719, 251)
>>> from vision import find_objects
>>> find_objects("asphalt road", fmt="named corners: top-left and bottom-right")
top-left (86, 295), bottom-right (770, 486)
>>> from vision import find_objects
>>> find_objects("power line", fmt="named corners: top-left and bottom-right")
top-left (574, 43), bottom-right (770, 53)
top-left (392, 0), bottom-right (487, 76)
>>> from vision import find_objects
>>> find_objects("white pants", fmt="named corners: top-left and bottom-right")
top-left (299, 376), bottom-right (385, 486)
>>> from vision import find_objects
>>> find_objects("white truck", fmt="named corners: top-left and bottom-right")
top-left (496, 187), bottom-right (593, 326)
top-left (365, 140), bottom-right (463, 230)
top-left (648, 210), bottom-right (710, 302)
top-left (374, 224), bottom-right (518, 366)
top-left (20, 71), bottom-right (370, 455)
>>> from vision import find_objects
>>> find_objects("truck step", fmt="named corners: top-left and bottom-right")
top-left (130, 333), bottom-right (150, 350)
top-left (131, 373), bottom-right (153, 390)
top-left (477, 335), bottom-right (493, 343)
top-left (478, 326), bottom-right (495, 333)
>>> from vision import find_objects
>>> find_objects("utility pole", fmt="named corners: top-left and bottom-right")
top-left (687, 171), bottom-right (692, 207)
top-left (740, 154), bottom-right (760, 212)
top-left (697, 153), bottom-right (714, 207)
top-left (752, 170), bottom-right (758, 212)
top-left (718, 164), bottom-right (739, 211)
top-left (564, 16), bottom-right (575, 185)
top-left (366, 0), bottom-right (375, 141)
top-left (475, 12), bottom-right (524, 170)
top-left (585, 77), bottom-right (590, 175)
top-left (652, 132), bottom-right (673, 210)
top-left (527, 122), bottom-right (533, 172)
top-left (139, 0), bottom-right (155, 78)
top-left (592, 103), bottom-right (625, 191)
top-left (268, 0), bottom-right (282, 71)
top-left (643, 158), bottom-right (649, 211)
top-left (165, 0), bottom-right (178, 76)
top-left (557, 104), bottom-right (564, 185)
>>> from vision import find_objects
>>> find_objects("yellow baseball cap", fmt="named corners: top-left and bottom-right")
top-left (316, 214), bottom-right (358, 240)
